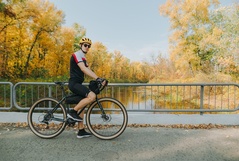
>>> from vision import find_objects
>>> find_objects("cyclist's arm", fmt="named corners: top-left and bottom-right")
top-left (78, 62), bottom-right (98, 79)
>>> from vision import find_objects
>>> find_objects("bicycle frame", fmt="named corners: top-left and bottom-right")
top-left (41, 98), bottom-right (67, 124)
top-left (69, 96), bottom-right (108, 119)
top-left (44, 84), bottom-right (107, 124)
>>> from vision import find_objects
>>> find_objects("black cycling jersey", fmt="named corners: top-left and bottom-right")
top-left (69, 50), bottom-right (89, 84)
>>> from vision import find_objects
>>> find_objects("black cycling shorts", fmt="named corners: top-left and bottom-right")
top-left (68, 82), bottom-right (90, 98)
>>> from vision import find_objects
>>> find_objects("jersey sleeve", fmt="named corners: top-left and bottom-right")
top-left (72, 52), bottom-right (88, 67)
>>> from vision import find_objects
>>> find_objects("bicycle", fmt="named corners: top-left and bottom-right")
top-left (27, 80), bottom-right (128, 140)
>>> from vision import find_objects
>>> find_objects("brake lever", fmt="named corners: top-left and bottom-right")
top-left (96, 79), bottom-right (108, 92)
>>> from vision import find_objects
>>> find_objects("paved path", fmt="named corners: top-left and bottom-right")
top-left (0, 126), bottom-right (239, 161)
top-left (1, 112), bottom-right (239, 161)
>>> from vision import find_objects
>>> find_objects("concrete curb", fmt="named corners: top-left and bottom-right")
top-left (0, 112), bottom-right (238, 125)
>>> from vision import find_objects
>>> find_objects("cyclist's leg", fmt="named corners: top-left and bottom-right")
top-left (68, 82), bottom-right (95, 110)
top-left (76, 91), bottom-right (96, 129)
top-left (74, 91), bottom-right (96, 111)
top-left (68, 83), bottom-right (96, 130)
top-left (74, 91), bottom-right (96, 138)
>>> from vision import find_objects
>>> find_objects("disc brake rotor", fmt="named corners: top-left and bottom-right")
top-left (102, 114), bottom-right (112, 122)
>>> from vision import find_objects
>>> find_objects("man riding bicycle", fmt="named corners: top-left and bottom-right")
top-left (68, 37), bottom-right (106, 138)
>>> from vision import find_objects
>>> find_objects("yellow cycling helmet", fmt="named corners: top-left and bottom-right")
top-left (79, 37), bottom-right (92, 45)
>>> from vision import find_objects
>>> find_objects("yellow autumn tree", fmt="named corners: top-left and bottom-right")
top-left (45, 27), bottom-right (74, 78)
top-left (43, 22), bottom-right (86, 79)
top-left (86, 42), bottom-right (112, 80)
top-left (0, 0), bottom-right (65, 79)
top-left (0, 0), bottom-right (153, 83)
top-left (159, 0), bottom-right (220, 81)
top-left (22, 0), bottom-right (64, 78)
top-left (111, 51), bottom-right (132, 82)
top-left (149, 54), bottom-right (177, 83)
top-left (0, 0), bottom-right (18, 79)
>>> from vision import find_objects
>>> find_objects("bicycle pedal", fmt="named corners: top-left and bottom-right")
top-left (67, 118), bottom-right (76, 126)
top-left (68, 122), bottom-right (76, 127)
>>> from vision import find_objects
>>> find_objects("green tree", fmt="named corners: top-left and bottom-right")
top-left (210, 5), bottom-right (239, 80)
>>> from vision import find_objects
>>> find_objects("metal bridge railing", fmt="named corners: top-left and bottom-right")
top-left (113, 83), bottom-right (239, 114)
top-left (0, 82), bottom-right (13, 110)
top-left (11, 82), bottom-right (239, 114)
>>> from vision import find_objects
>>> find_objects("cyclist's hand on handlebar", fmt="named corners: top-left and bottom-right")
top-left (103, 79), bottom-right (108, 86)
top-left (96, 78), bottom-right (108, 86)
top-left (96, 77), bottom-right (104, 82)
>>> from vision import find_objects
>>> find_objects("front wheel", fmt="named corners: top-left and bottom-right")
top-left (27, 97), bottom-right (67, 139)
top-left (86, 97), bottom-right (128, 140)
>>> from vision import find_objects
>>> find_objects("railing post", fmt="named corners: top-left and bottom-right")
top-left (48, 85), bottom-right (52, 97)
top-left (0, 82), bottom-right (13, 110)
top-left (200, 85), bottom-right (204, 115)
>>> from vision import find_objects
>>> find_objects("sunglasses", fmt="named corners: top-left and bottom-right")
top-left (83, 44), bottom-right (91, 48)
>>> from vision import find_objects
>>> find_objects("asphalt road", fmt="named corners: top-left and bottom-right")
top-left (1, 126), bottom-right (239, 161)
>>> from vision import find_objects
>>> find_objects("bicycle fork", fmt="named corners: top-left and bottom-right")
top-left (95, 97), bottom-right (111, 122)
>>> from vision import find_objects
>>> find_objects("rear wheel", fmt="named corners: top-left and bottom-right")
top-left (27, 97), bottom-right (67, 139)
top-left (86, 97), bottom-right (128, 140)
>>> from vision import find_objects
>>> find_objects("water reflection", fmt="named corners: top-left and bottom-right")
top-left (99, 85), bottom-right (239, 112)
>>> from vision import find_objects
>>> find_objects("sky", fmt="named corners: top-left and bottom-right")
top-left (48, 0), bottom-right (237, 62)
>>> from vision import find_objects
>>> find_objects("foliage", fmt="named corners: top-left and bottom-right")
top-left (210, 5), bottom-right (239, 79)
top-left (0, 0), bottom-right (66, 79)
top-left (159, 0), bottom-right (239, 82)
top-left (86, 43), bottom-right (151, 83)
top-left (0, 0), bottom-right (238, 84)
top-left (0, 0), bottom-right (153, 83)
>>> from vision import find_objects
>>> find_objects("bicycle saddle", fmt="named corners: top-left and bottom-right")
top-left (65, 94), bottom-right (84, 104)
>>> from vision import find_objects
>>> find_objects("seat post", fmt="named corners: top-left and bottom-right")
top-left (60, 83), bottom-right (67, 97)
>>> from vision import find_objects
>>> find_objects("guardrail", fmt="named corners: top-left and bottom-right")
top-left (0, 82), bottom-right (13, 110)
top-left (10, 82), bottom-right (239, 114)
